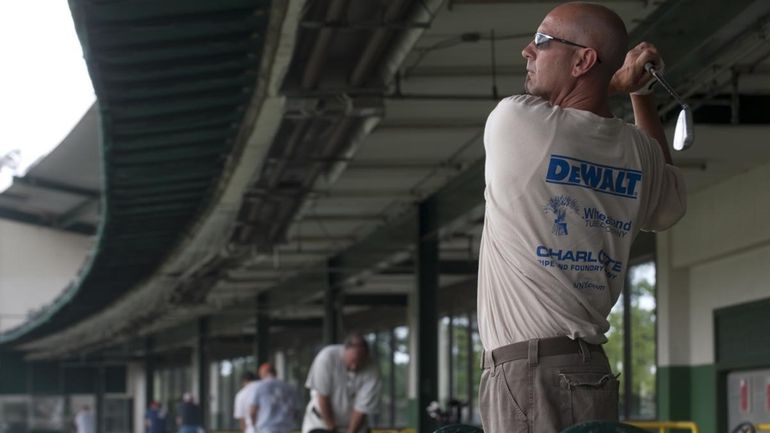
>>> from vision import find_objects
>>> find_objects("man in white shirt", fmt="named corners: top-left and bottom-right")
top-left (74, 405), bottom-right (95, 433)
top-left (477, 2), bottom-right (687, 433)
top-left (301, 334), bottom-right (381, 433)
top-left (234, 372), bottom-right (259, 433)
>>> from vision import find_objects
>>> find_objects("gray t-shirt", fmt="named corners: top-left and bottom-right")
top-left (252, 377), bottom-right (297, 433)
top-left (302, 345), bottom-right (381, 433)
top-left (478, 95), bottom-right (686, 350)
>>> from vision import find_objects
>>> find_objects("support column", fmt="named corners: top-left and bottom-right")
top-left (416, 201), bottom-right (439, 433)
top-left (144, 338), bottom-right (155, 407)
top-left (324, 258), bottom-right (341, 344)
top-left (96, 364), bottom-right (106, 433)
top-left (196, 318), bottom-right (210, 429)
top-left (256, 293), bottom-right (271, 365)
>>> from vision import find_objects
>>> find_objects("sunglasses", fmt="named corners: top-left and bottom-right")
top-left (534, 32), bottom-right (602, 64)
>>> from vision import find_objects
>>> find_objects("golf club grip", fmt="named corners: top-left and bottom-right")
top-left (643, 62), bottom-right (685, 106)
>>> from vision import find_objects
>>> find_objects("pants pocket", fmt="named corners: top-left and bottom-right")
top-left (558, 370), bottom-right (619, 426)
top-left (480, 366), bottom-right (528, 433)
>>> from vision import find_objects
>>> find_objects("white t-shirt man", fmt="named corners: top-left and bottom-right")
top-left (302, 345), bottom-right (381, 433)
top-left (75, 407), bottom-right (95, 433)
top-left (234, 380), bottom-right (260, 433)
top-left (478, 95), bottom-right (686, 351)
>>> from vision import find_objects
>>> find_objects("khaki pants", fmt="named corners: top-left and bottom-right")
top-left (479, 338), bottom-right (619, 433)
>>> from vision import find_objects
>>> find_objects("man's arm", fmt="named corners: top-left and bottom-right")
top-left (238, 418), bottom-right (246, 432)
top-left (249, 405), bottom-right (258, 429)
top-left (345, 410), bottom-right (366, 433)
top-left (610, 42), bottom-right (672, 164)
top-left (316, 394), bottom-right (337, 432)
top-left (631, 94), bottom-right (672, 164)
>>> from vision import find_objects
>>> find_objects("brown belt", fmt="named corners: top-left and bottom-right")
top-left (481, 336), bottom-right (604, 369)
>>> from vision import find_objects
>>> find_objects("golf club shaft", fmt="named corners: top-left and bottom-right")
top-left (644, 62), bottom-right (687, 107)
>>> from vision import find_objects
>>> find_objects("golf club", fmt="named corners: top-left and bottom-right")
top-left (644, 62), bottom-right (694, 151)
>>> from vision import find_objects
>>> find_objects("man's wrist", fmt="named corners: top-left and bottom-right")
top-left (631, 78), bottom-right (657, 96)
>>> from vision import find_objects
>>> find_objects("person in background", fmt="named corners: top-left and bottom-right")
top-left (250, 363), bottom-right (297, 433)
top-left (234, 371), bottom-right (260, 433)
top-left (74, 405), bottom-right (95, 433)
top-left (145, 401), bottom-right (167, 433)
top-left (301, 333), bottom-right (381, 433)
top-left (176, 392), bottom-right (202, 433)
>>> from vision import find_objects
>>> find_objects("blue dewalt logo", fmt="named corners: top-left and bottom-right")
top-left (545, 155), bottom-right (642, 199)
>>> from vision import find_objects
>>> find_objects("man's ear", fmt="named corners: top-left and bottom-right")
top-left (572, 49), bottom-right (599, 77)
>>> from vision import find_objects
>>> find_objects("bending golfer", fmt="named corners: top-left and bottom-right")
top-left (477, 3), bottom-right (686, 433)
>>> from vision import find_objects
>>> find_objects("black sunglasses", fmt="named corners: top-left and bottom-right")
top-left (534, 32), bottom-right (602, 64)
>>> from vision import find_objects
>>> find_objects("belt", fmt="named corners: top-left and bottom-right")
top-left (481, 336), bottom-right (604, 369)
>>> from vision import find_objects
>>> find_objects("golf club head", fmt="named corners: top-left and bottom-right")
top-left (644, 62), bottom-right (695, 151)
top-left (673, 105), bottom-right (694, 151)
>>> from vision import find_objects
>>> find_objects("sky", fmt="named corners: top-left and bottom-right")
top-left (0, 1), bottom-right (95, 191)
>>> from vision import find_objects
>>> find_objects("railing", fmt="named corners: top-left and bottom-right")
top-left (628, 420), bottom-right (699, 433)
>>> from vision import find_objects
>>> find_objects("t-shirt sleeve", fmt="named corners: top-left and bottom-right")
top-left (353, 368), bottom-right (381, 414)
top-left (305, 347), bottom-right (334, 396)
top-left (483, 96), bottom-right (550, 196)
top-left (233, 392), bottom-right (243, 419)
top-left (251, 382), bottom-right (262, 407)
top-left (638, 135), bottom-right (687, 231)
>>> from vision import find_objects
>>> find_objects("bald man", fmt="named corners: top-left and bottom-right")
top-left (477, 3), bottom-right (686, 432)
top-left (302, 334), bottom-right (381, 433)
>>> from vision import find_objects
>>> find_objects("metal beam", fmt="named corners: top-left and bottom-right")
top-left (96, 365), bottom-right (106, 433)
top-left (56, 198), bottom-right (97, 229)
top-left (144, 338), bottom-right (154, 407)
top-left (629, 0), bottom-right (770, 88)
top-left (299, 214), bottom-right (386, 223)
top-left (302, 0), bottom-right (350, 89)
top-left (324, 258), bottom-right (342, 344)
top-left (343, 294), bottom-right (408, 306)
top-left (270, 318), bottom-right (324, 327)
top-left (13, 175), bottom-right (100, 199)
top-left (381, 259), bottom-right (479, 276)
top-left (196, 318), bottom-right (209, 428)
top-left (255, 294), bottom-right (270, 365)
top-left (0, 206), bottom-right (96, 235)
top-left (416, 201), bottom-right (439, 433)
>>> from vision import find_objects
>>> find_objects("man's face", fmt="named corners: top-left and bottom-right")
top-left (521, 15), bottom-right (575, 99)
top-left (343, 346), bottom-right (367, 372)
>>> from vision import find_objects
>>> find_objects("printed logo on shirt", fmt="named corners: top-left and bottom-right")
top-left (545, 155), bottom-right (643, 199)
top-left (583, 207), bottom-right (632, 238)
top-left (573, 280), bottom-right (607, 291)
top-left (544, 195), bottom-right (580, 236)
top-left (535, 245), bottom-right (624, 280)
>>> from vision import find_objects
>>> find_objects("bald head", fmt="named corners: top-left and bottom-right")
top-left (546, 2), bottom-right (628, 75)
top-left (521, 1), bottom-right (630, 111)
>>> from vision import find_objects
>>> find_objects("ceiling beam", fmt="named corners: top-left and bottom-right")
top-left (13, 175), bottom-right (100, 199)
top-left (629, 0), bottom-right (770, 88)
top-left (0, 205), bottom-right (96, 235)
top-left (343, 294), bottom-right (409, 306)
top-left (381, 259), bottom-right (479, 275)
top-left (56, 199), bottom-right (97, 230)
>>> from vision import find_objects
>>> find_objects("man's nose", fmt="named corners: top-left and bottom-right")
top-left (522, 41), bottom-right (535, 61)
